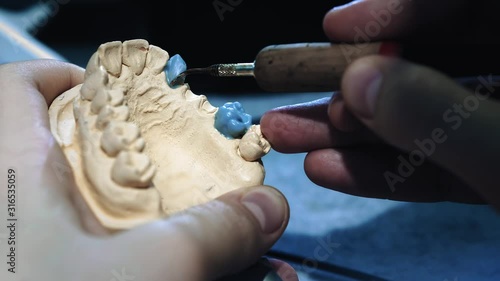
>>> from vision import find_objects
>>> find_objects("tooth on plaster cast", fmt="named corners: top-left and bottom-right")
top-left (98, 41), bottom-right (123, 77)
top-left (146, 45), bottom-right (170, 75)
top-left (81, 66), bottom-right (108, 101)
top-left (111, 151), bottom-right (154, 188)
top-left (123, 39), bottom-right (149, 75)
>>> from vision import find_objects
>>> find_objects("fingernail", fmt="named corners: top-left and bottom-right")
top-left (345, 64), bottom-right (382, 119)
top-left (241, 188), bottom-right (287, 234)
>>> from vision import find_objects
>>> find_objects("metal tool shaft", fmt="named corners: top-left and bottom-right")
top-left (216, 63), bottom-right (255, 77)
top-left (170, 63), bottom-right (254, 86)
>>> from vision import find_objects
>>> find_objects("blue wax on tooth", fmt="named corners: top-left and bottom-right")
top-left (214, 102), bottom-right (252, 139)
top-left (165, 54), bottom-right (187, 87)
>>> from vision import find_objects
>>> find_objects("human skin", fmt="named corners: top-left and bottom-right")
top-left (261, 0), bottom-right (500, 209)
top-left (0, 60), bottom-right (295, 281)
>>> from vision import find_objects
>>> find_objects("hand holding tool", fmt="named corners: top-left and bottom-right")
top-left (170, 42), bottom-right (399, 92)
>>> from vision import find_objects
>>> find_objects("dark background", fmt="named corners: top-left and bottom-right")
top-left (33, 0), bottom-right (340, 65)
top-left (2, 0), bottom-right (343, 92)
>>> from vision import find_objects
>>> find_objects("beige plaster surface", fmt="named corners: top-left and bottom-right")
top-left (49, 39), bottom-right (270, 230)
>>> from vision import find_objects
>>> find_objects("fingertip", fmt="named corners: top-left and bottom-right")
top-left (237, 185), bottom-right (289, 235)
top-left (342, 56), bottom-right (389, 120)
top-left (304, 149), bottom-right (352, 190)
top-left (215, 185), bottom-right (289, 241)
top-left (323, 0), bottom-right (416, 42)
top-left (260, 98), bottom-right (333, 153)
top-left (322, 3), bottom-right (355, 42)
top-left (260, 110), bottom-right (282, 146)
top-left (322, 0), bottom-right (379, 42)
top-left (260, 108), bottom-right (300, 153)
top-left (322, 7), bottom-right (338, 41)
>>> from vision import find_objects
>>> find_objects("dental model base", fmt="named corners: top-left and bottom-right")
top-left (48, 39), bottom-right (271, 230)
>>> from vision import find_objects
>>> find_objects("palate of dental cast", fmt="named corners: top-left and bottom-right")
top-left (132, 82), bottom-right (157, 98)
top-left (96, 105), bottom-right (130, 130)
top-left (122, 39), bottom-right (149, 75)
top-left (101, 121), bottom-right (144, 156)
top-left (98, 41), bottom-right (123, 77)
top-left (111, 151), bottom-right (155, 188)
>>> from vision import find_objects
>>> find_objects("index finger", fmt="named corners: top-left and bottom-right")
top-left (260, 97), bottom-right (379, 153)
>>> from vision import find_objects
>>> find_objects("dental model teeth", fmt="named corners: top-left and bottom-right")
top-left (98, 41), bottom-right (123, 77)
top-left (108, 89), bottom-right (125, 106)
top-left (239, 125), bottom-right (271, 161)
top-left (91, 88), bottom-right (110, 114)
top-left (96, 105), bottom-right (129, 130)
top-left (48, 39), bottom-right (271, 231)
top-left (81, 66), bottom-right (108, 101)
top-left (122, 39), bottom-right (148, 75)
top-left (101, 121), bottom-right (144, 156)
top-left (112, 151), bottom-right (155, 188)
top-left (146, 45), bottom-right (169, 75)
top-left (84, 53), bottom-right (100, 79)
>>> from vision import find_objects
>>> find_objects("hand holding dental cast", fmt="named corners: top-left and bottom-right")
top-left (0, 58), bottom-right (291, 281)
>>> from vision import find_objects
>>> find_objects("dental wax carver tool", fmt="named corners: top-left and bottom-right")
top-left (170, 42), bottom-right (398, 92)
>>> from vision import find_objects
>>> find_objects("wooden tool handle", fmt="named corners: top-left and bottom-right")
top-left (253, 42), bottom-right (399, 92)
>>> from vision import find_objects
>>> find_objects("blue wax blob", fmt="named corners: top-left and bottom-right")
top-left (214, 102), bottom-right (252, 139)
top-left (165, 54), bottom-right (187, 87)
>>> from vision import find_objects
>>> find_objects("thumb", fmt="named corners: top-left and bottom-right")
top-left (92, 185), bottom-right (289, 281)
top-left (341, 56), bottom-right (500, 207)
